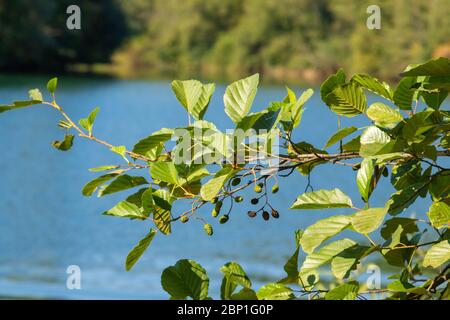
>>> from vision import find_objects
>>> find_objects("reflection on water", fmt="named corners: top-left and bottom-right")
top-left (0, 75), bottom-right (431, 299)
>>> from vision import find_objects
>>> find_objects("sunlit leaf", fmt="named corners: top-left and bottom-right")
top-left (351, 73), bottom-right (393, 101)
top-left (423, 241), bottom-right (450, 268)
top-left (256, 283), bottom-right (294, 300)
top-left (300, 215), bottom-right (351, 254)
top-left (427, 202), bottom-right (450, 229)
top-left (325, 281), bottom-right (359, 300)
top-left (325, 83), bottom-right (367, 118)
top-left (351, 208), bottom-right (387, 234)
top-left (356, 158), bottom-right (375, 202)
top-left (291, 189), bottom-right (353, 210)
top-left (224, 74), bottom-right (259, 123)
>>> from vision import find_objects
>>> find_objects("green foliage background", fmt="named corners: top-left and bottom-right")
top-left (2, 0), bottom-right (450, 83)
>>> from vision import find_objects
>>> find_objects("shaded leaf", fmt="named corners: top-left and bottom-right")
top-left (161, 259), bottom-right (209, 300)
top-left (125, 229), bottom-right (156, 271)
top-left (99, 175), bottom-right (148, 196)
top-left (324, 126), bottom-right (357, 149)
top-left (82, 172), bottom-right (120, 196)
top-left (52, 134), bottom-right (74, 151)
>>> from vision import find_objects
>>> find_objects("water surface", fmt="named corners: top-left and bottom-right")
top-left (0, 75), bottom-right (432, 299)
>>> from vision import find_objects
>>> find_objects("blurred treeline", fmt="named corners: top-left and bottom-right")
top-left (0, 0), bottom-right (127, 72)
top-left (1, 0), bottom-right (450, 84)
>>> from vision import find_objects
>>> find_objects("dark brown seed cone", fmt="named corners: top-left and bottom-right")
top-left (248, 211), bottom-right (257, 218)
top-left (271, 209), bottom-right (280, 219)
top-left (262, 211), bottom-right (270, 221)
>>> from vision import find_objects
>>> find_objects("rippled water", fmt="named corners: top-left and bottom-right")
top-left (0, 75), bottom-right (431, 299)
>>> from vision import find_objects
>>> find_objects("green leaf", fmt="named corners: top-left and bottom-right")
top-left (51, 134), bottom-right (74, 151)
top-left (291, 189), bottom-right (353, 210)
top-left (331, 246), bottom-right (372, 280)
top-left (366, 103), bottom-right (403, 128)
top-left (125, 229), bottom-right (156, 271)
top-left (230, 288), bottom-right (258, 300)
top-left (356, 158), bottom-right (375, 202)
top-left (82, 172), bottom-right (121, 196)
top-left (152, 189), bottom-right (173, 235)
top-left (387, 183), bottom-right (426, 216)
top-left (351, 74), bottom-right (393, 101)
top-left (28, 89), bottom-right (43, 102)
top-left (220, 262), bottom-right (251, 288)
top-left (320, 69), bottom-right (346, 102)
top-left (421, 90), bottom-right (448, 109)
top-left (141, 188), bottom-right (154, 215)
top-left (200, 167), bottom-right (234, 201)
top-left (151, 161), bottom-right (180, 185)
top-left (256, 283), bottom-right (294, 300)
top-left (300, 239), bottom-right (356, 274)
top-left (220, 262), bottom-right (251, 300)
top-left (359, 126), bottom-right (391, 157)
top-left (237, 105), bottom-right (282, 132)
top-left (381, 218), bottom-right (419, 240)
top-left (387, 280), bottom-right (427, 295)
top-left (279, 230), bottom-right (303, 283)
top-left (79, 107), bottom-right (100, 136)
top-left (427, 202), bottom-right (450, 229)
top-left (172, 80), bottom-right (215, 120)
top-left (423, 241), bottom-right (450, 268)
top-left (325, 83), bottom-right (367, 118)
top-left (430, 173), bottom-right (450, 201)
top-left (401, 57), bottom-right (450, 77)
top-left (402, 109), bottom-right (439, 142)
top-left (325, 281), bottom-right (359, 300)
top-left (104, 200), bottom-right (147, 219)
top-left (110, 146), bottom-right (127, 160)
top-left (300, 215), bottom-right (351, 254)
top-left (98, 175), bottom-right (148, 197)
top-left (0, 100), bottom-right (40, 113)
top-left (351, 208), bottom-right (388, 234)
top-left (342, 135), bottom-right (361, 152)
top-left (224, 74), bottom-right (259, 123)
top-left (132, 130), bottom-right (173, 156)
top-left (161, 259), bottom-right (209, 300)
top-left (88, 165), bottom-right (119, 172)
top-left (293, 89), bottom-right (314, 124)
top-left (47, 77), bottom-right (58, 95)
top-left (394, 77), bottom-right (417, 110)
top-left (58, 120), bottom-right (72, 129)
top-left (324, 126), bottom-right (357, 149)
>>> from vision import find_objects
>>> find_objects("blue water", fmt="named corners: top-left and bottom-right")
top-left (0, 75), bottom-right (433, 299)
